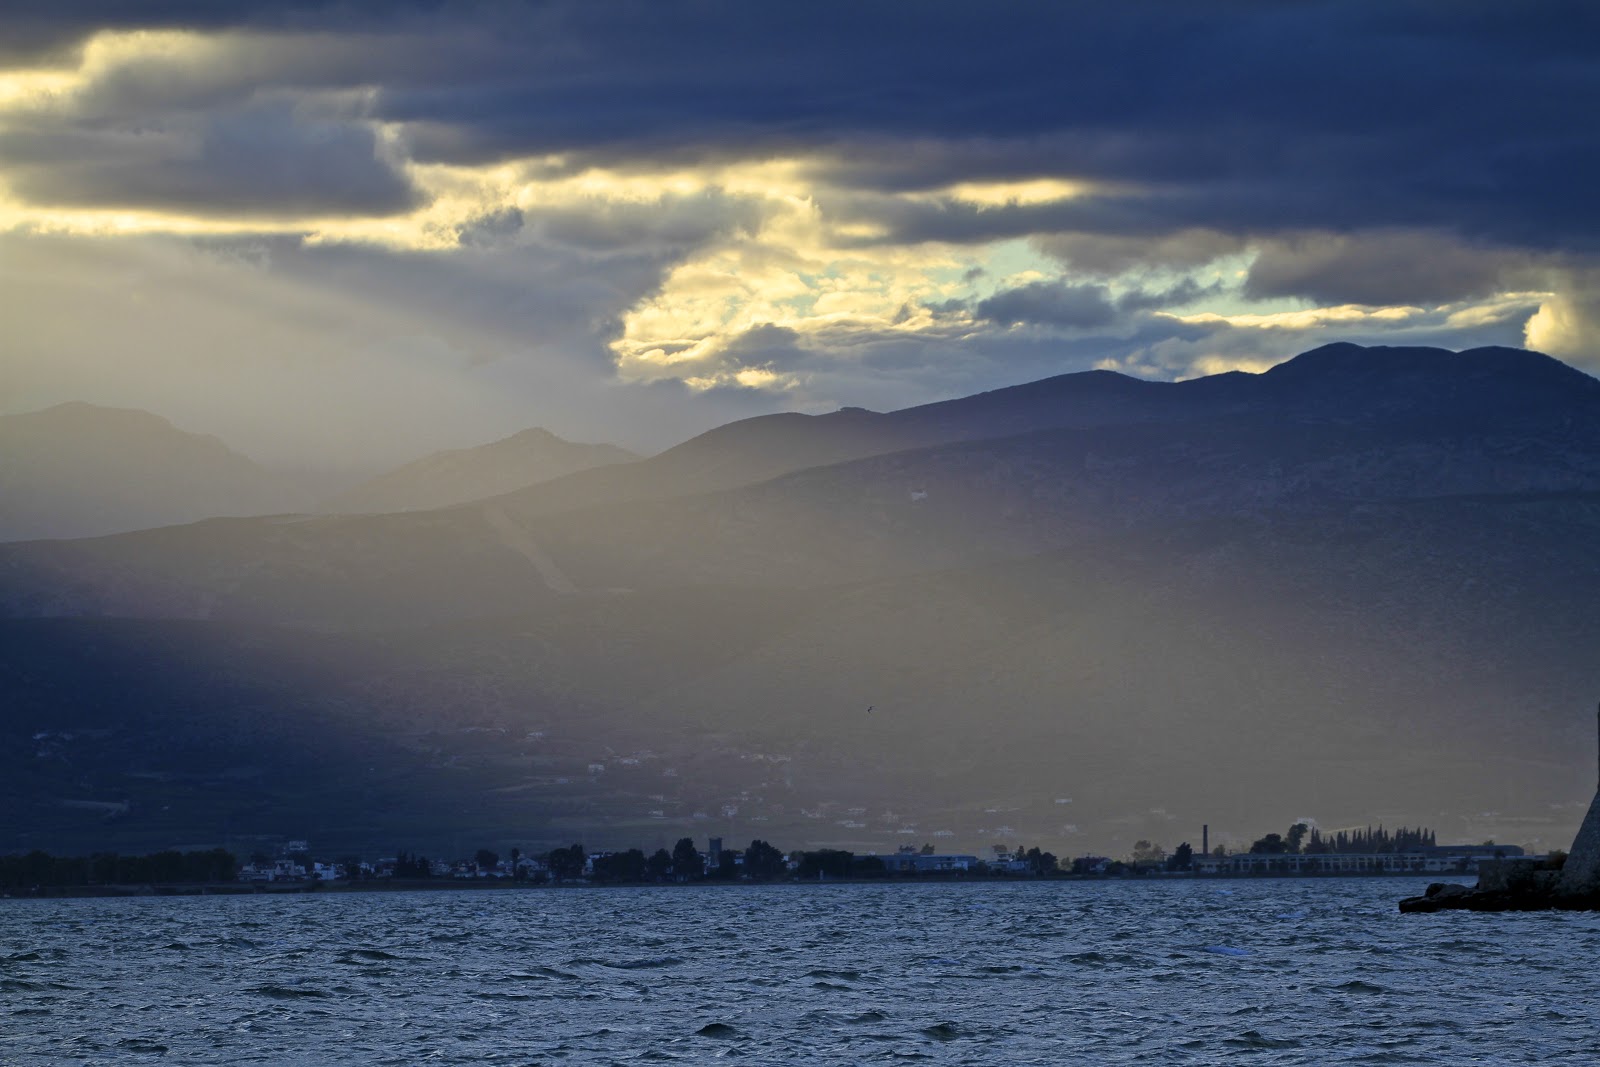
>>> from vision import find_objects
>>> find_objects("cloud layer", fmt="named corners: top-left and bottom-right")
top-left (2, 2), bottom-right (1596, 466)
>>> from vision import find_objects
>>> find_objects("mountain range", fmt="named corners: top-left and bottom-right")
top-left (4, 343), bottom-right (1599, 862)
top-left (0, 403), bottom-right (306, 542)
top-left (320, 428), bottom-right (638, 514)
top-left (0, 406), bottom-right (637, 541)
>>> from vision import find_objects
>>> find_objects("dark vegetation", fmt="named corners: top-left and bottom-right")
top-left (0, 848), bottom-right (237, 889)
top-left (1251, 824), bottom-right (1438, 855)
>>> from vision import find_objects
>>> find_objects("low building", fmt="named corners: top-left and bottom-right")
top-left (1193, 847), bottom-right (1527, 876)
top-left (878, 853), bottom-right (980, 873)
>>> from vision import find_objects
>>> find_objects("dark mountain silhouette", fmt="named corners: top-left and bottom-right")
top-left (0, 402), bottom-right (308, 543)
top-left (481, 343), bottom-right (1600, 522)
top-left (5, 344), bottom-right (1599, 858)
top-left (321, 427), bottom-right (638, 514)
top-left (6, 344), bottom-right (1598, 626)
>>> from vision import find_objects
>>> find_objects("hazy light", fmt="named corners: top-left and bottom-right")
top-left (1171, 305), bottom-right (1425, 330)
top-left (934, 178), bottom-right (1098, 207)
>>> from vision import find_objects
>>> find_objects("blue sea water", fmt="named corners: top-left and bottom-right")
top-left (4, 878), bottom-right (1599, 1064)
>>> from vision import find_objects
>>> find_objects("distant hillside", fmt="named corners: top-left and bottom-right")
top-left (487, 343), bottom-right (1600, 521)
top-left (7, 344), bottom-right (1598, 627)
top-left (322, 427), bottom-right (638, 514)
top-left (5, 344), bottom-right (1600, 859)
top-left (0, 403), bottom-right (308, 542)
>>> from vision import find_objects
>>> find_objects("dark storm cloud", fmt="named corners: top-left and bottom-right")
top-left (1244, 232), bottom-right (1530, 307)
top-left (1116, 278), bottom-right (1225, 314)
top-left (709, 324), bottom-right (809, 371)
top-left (2, 99), bottom-right (419, 216)
top-left (1034, 230), bottom-right (1249, 278)
top-left (250, 232), bottom-right (675, 371)
top-left (976, 281), bottom-right (1117, 330)
top-left (709, 314), bottom-right (1250, 415)
top-left (0, 2), bottom-right (249, 64)
top-left (7, 1), bottom-right (1596, 254)
top-left (0, 1), bottom-right (452, 63)
top-left (370, 1), bottom-right (1598, 253)
top-left (454, 206), bottom-right (524, 248)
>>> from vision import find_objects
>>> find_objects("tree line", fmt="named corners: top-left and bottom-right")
top-left (390, 839), bottom-right (1064, 883)
top-left (1248, 823), bottom-right (1438, 855)
top-left (0, 848), bottom-right (238, 889)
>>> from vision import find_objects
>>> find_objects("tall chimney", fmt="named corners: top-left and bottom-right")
top-left (1202, 824), bottom-right (1209, 856)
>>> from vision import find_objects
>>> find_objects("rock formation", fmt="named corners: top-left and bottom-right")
top-left (1556, 709), bottom-right (1600, 897)
top-left (1401, 705), bottom-right (1600, 913)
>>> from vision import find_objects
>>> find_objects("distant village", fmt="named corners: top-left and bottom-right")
top-left (0, 821), bottom-right (1538, 894)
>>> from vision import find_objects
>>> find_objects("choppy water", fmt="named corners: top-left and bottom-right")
top-left (5, 878), bottom-right (1600, 1064)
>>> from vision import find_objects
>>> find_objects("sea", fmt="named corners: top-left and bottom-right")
top-left (4, 878), bottom-right (1599, 1065)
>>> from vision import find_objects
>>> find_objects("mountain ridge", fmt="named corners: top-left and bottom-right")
top-left (320, 426), bottom-right (638, 514)
top-left (485, 342), bottom-right (1600, 522)
top-left (0, 402), bottom-right (309, 543)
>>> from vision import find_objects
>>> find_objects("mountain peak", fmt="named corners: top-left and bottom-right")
top-left (1268, 342), bottom-right (1593, 383)
top-left (0, 402), bottom-right (302, 542)
top-left (501, 426), bottom-right (564, 444)
top-left (1258, 342), bottom-right (1600, 415)
top-left (9, 400), bottom-right (184, 435)
top-left (322, 426), bottom-right (638, 514)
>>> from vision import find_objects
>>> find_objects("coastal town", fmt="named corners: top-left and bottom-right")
top-left (0, 822), bottom-right (1538, 895)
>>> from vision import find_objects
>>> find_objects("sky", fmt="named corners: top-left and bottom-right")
top-left (2, 1), bottom-right (1598, 470)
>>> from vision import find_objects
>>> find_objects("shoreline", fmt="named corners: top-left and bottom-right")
top-left (2, 868), bottom-right (1467, 901)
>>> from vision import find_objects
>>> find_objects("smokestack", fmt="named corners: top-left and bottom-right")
top-left (1203, 824), bottom-right (1209, 856)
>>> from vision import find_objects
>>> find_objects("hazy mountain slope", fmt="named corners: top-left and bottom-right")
top-left (477, 406), bottom-right (915, 519)
top-left (0, 589), bottom-right (832, 855)
top-left (3, 345), bottom-right (1595, 630)
top-left (0, 507), bottom-right (576, 626)
top-left (322, 427), bottom-right (638, 514)
top-left (7, 343), bottom-right (1600, 857)
top-left (629, 493), bottom-right (1600, 851)
top-left (520, 412), bottom-right (1600, 593)
top-left (6, 390), bottom-right (1598, 627)
top-left (6, 493), bottom-right (1598, 858)
top-left (0, 403), bottom-right (308, 542)
top-left (486, 343), bottom-right (1600, 520)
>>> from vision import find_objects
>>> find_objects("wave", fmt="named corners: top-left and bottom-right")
top-left (1332, 979), bottom-right (1386, 994)
top-left (340, 948), bottom-right (402, 961)
top-left (568, 956), bottom-right (683, 970)
top-left (1224, 1030), bottom-right (1299, 1049)
top-left (251, 984), bottom-right (331, 999)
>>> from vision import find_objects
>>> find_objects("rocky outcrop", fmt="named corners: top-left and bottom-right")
top-left (1398, 859), bottom-right (1577, 913)
top-left (1557, 785), bottom-right (1600, 896)
top-left (1403, 713), bottom-right (1600, 914)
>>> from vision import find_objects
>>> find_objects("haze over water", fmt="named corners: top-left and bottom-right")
top-left (6, 880), bottom-right (1599, 1064)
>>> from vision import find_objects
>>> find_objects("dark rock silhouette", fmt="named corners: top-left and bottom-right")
top-left (1401, 705), bottom-right (1600, 913)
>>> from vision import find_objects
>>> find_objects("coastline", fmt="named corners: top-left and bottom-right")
top-left (2, 868), bottom-right (1469, 901)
